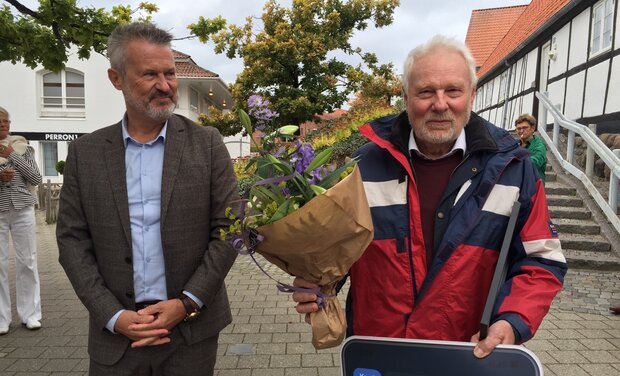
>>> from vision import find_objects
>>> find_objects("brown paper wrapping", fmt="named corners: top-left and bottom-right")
top-left (255, 165), bottom-right (373, 349)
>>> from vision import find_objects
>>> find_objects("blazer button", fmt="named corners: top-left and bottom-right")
top-left (126, 291), bottom-right (134, 299)
top-left (125, 257), bottom-right (132, 264)
top-left (437, 212), bottom-right (445, 219)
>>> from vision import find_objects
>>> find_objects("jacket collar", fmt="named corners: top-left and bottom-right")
top-left (384, 111), bottom-right (500, 158)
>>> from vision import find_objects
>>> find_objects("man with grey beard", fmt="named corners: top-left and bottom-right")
top-left (56, 22), bottom-right (239, 375)
top-left (293, 35), bottom-right (567, 360)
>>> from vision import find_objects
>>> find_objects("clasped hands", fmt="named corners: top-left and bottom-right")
top-left (0, 168), bottom-right (15, 182)
top-left (0, 144), bottom-right (13, 158)
top-left (114, 298), bottom-right (186, 348)
top-left (291, 277), bottom-right (515, 359)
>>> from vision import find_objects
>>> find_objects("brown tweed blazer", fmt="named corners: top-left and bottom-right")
top-left (56, 114), bottom-right (239, 365)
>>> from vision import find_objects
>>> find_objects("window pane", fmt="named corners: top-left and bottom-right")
top-left (65, 71), bottom-right (84, 85)
top-left (42, 142), bottom-right (59, 176)
top-left (66, 85), bottom-right (85, 108)
top-left (43, 72), bottom-right (61, 84)
top-left (43, 72), bottom-right (62, 107)
top-left (65, 71), bottom-right (85, 108)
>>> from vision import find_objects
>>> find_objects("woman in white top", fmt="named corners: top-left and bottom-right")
top-left (0, 106), bottom-right (42, 335)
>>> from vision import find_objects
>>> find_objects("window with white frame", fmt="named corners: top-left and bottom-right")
top-left (591, 0), bottom-right (614, 56)
top-left (41, 142), bottom-right (59, 176)
top-left (40, 69), bottom-right (85, 118)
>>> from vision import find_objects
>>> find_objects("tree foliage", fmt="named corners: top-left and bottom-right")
top-left (189, 0), bottom-right (400, 127)
top-left (197, 106), bottom-right (242, 137)
top-left (0, 0), bottom-right (157, 72)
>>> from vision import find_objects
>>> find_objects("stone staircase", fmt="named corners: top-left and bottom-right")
top-left (544, 162), bottom-right (620, 271)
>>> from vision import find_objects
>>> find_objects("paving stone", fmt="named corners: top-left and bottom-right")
top-left (217, 369), bottom-right (251, 376)
top-left (285, 367), bottom-right (318, 376)
top-left (39, 358), bottom-right (81, 372)
top-left (242, 333), bottom-right (273, 344)
top-left (579, 338), bottom-right (618, 350)
top-left (237, 354), bottom-right (270, 369)
top-left (585, 348), bottom-right (618, 364)
top-left (548, 350), bottom-right (589, 363)
top-left (301, 353), bottom-right (334, 367)
top-left (270, 354), bottom-right (301, 368)
top-left (525, 339), bottom-right (559, 351)
top-left (255, 343), bottom-right (287, 355)
top-left (547, 364), bottom-right (590, 376)
top-left (580, 363), bottom-right (620, 376)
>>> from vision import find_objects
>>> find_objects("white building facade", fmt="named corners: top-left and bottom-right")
top-left (472, 0), bottom-right (619, 134)
top-left (0, 49), bottom-right (248, 183)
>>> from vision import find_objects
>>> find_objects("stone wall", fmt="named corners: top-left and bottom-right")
top-left (573, 133), bottom-right (620, 179)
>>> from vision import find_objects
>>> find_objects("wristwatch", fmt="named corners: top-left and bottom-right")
top-left (180, 294), bottom-right (200, 321)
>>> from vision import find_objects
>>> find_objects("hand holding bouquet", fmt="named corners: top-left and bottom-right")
top-left (222, 109), bottom-right (373, 349)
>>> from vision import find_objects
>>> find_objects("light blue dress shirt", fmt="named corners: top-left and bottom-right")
top-left (105, 117), bottom-right (202, 333)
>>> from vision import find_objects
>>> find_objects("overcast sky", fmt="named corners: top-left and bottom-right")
top-left (19, 0), bottom-right (530, 84)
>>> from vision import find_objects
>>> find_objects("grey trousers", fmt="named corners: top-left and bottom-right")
top-left (89, 330), bottom-right (219, 376)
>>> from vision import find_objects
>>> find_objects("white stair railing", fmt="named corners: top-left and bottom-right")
top-left (536, 91), bottom-right (620, 235)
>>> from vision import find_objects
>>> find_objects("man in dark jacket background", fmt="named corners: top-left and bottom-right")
top-left (293, 35), bottom-right (567, 359)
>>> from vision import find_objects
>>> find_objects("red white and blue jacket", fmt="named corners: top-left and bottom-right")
top-left (346, 111), bottom-right (567, 343)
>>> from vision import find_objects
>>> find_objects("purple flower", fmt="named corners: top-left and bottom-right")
top-left (248, 95), bottom-right (279, 131)
top-left (291, 141), bottom-right (315, 175)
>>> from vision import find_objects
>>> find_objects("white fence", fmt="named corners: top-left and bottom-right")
top-left (536, 91), bottom-right (620, 235)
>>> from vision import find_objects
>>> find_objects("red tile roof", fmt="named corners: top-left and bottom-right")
top-left (465, 5), bottom-right (528, 70)
top-left (173, 50), bottom-right (218, 78)
top-left (476, 0), bottom-right (571, 78)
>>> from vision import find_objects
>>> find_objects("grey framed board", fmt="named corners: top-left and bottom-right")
top-left (340, 336), bottom-right (543, 376)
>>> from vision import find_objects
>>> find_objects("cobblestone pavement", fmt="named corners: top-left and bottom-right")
top-left (0, 212), bottom-right (618, 375)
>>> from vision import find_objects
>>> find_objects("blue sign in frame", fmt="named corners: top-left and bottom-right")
top-left (341, 336), bottom-right (543, 376)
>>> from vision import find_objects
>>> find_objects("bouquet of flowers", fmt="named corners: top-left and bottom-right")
top-left (222, 107), bottom-right (374, 349)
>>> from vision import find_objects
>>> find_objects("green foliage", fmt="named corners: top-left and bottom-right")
top-left (0, 1), bottom-right (157, 72)
top-left (220, 109), bottom-right (357, 241)
top-left (189, 0), bottom-right (400, 127)
top-left (329, 132), bottom-right (368, 165)
top-left (197, 106), bottom-right (242, 137)
top-left (307, 99), bottom-right (399, 164)
top-left (55, 159), bottom-right (65, 175)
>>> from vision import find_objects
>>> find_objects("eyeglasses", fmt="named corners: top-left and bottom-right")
top-left (0, 120), bottom-right (10, 125)
top-left (515, 126), bottom-right (531, 132)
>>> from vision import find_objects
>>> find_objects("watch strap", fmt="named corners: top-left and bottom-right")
top-left (180, 294), bottom-right (200, 321)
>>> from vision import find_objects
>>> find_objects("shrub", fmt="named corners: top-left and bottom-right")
top-left (55, 160), bottom-right (65, 175)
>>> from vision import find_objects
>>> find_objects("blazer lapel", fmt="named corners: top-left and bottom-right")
top-left (104, 123), bottom-right (132, 247)
top-left (161, 116), bottom-right (186, 226)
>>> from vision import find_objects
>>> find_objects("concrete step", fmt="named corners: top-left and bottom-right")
top-left (563, 249), bottom-right (620, 271)
top-left (545, 172), bottom-right (557, 182)
top-left (549, 206), bottom-right (592, 220)
top-left (547, 195), bottom-right (583, 207)
top-left (554, 218), bottom-right (600, 235)
top-left (545, 183), bottom-right (576, 196)
top-left (558, 233), bottom-right (611, 252)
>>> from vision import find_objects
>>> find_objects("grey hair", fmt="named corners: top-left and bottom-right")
top-left (402, 35), bottom-right (478, 93)
top-left (107, 22), bottom-right (173, 75)
top-left (0, 106), bottom-right (9, 118)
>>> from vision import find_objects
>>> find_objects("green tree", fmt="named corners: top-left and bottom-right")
top-left (197, 106), bottom-right (242, 137)
top-left (189, 0), bottom-right (400, 127)
top-left (0, 0), bottom-right (157, 72)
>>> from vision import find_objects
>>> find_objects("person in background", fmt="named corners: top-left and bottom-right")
top-left (292, 35), bottom-right (566, 358)
top-left (515, 113), bottom-right (547, 184)
top-left (0, 106), bottom-right (43, 335)
top-left (56, 23), bottom-right (238, 375)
